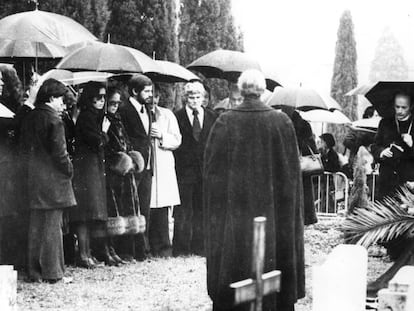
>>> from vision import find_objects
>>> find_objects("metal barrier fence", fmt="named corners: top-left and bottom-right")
top-left (312, 172), bottom-right (349, 216)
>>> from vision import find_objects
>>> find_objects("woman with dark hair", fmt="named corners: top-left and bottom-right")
top-left (104, 87), bottom-right (135, 265)
top-left (20, 78), bottom-right (76, 282)
top-left (71, 82), bottom-right (111, 268)
top-left (319, 133), bottom-right (341, 173)
top-left (274, 105), bottom-right (318, 225)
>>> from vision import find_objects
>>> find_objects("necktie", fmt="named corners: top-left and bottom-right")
top-left (192, 109), bottom-right (201, 141)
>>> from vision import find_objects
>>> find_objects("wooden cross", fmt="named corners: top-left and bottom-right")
top-left (230, 217), bottom-right (281, 311)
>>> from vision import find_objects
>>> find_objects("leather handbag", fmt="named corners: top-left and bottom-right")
top-left (300, 146), bottom-right (324, 176)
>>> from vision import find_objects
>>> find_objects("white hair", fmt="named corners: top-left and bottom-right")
top-left (237, 69), bottom-right (266, 97)
top-left (184, 81), bottom-right (205, 96)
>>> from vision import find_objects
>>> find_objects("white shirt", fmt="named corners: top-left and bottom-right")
top-left (130, 96), bottom-right (150, 134)
top-left (185, 105), bottom-right (204, 128)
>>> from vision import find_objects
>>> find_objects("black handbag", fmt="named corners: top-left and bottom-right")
top-left (300, 146), bottom-right (324, 176)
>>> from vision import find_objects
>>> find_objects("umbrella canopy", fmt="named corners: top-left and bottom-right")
top-left (186, 49), bottom-right (282, 90)
top-left (145, 60), bottom-right (200, 83)
top-left (56, 41), bottom-right (161, 73)
top-left (0, 9), bottom-right (97, 48)
top-left (351, 116), bottom-right (381, 132)
top-left (42, 69), bottom-right (113, 86)
top-left (299, 110), bottom-right (351, 124)
top-left (346, 81), bottom-right (414, 118)
top-left (187, 49), bottom-right (261, 81)
top-left (0, 103), bottom-right (14, 118)
top-left (0, 38), bottom-right (67, 59)
top-left (267, 86), bottom-right (341, 111)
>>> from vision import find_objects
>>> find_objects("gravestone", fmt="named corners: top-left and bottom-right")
top-left (0, 265), bottom-right (17, 311)
top-left (378, 265), bottom-right (414, 311)
top-left (313, 244), bottom-right (367, 311)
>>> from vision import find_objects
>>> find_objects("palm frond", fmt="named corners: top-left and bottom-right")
top-left (342, 186), bottom-right (414, 248)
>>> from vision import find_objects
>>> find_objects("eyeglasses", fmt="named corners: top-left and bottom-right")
top-left (108, 100), bottom-right (121, 106)
top-left (97, 94), bottom-right (106, 100)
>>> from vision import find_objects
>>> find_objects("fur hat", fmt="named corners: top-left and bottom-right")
top-left (109, 152), bottom-right (134, 176)
top-left (128, 151), bottom-right (145, 173)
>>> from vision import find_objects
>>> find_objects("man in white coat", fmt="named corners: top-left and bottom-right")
top-left (149, 88), bottom-right (182, 257)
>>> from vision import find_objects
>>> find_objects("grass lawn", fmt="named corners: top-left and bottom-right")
top-left (17, 218), bottom-right (391, 310)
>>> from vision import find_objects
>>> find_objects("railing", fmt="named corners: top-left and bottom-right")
top-left (312, 172), bottom-right (349, 217)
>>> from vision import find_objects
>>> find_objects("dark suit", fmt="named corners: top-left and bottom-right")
top-left (119, 98), bottom-right (152, 259)
top-left (173, 106), bottom-right (217, 255)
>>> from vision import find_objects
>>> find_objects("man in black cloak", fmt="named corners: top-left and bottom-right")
top-left (204, 69), bottom-right (305, 311)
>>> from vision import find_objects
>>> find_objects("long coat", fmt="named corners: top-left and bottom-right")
top-left (20, 104), bottom-right (76, 210)
top-left (71, 107), bottom-right (108, 222)
top-left (280, 107), bottom-right (318, 225)
top-left (204, 98), bottom-right (305, 310)
top-left (105, 111), bottom-right (136, 217)
top-left (150, 106), bottom-right (181, 208)
top-left (371, 117), bottom-right (414, 198)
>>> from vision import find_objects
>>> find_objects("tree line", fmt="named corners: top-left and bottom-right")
top-left (0, 0), bottom-right (243, 105)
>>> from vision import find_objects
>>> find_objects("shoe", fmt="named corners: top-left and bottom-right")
top-left (90, 256), bottom-right (105, 267)
top-left (109, 247), bottom-right (127, 265)
top-left (120, 255), bottom-right (137, 264)
top-left (103, 253), bottom-right (118, 266)
top-left (43, 278), bottom-right (61, 284)
top-left (75, 257), bottom-right (96, 269)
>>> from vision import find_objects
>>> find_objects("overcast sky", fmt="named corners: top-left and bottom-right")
top-left (232, 0), bottom-right (414, 93)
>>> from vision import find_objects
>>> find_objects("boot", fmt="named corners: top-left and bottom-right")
top-left (109, 246), bottom-right (127, 265)
top-left (103, 245), bottom-right (118, 266)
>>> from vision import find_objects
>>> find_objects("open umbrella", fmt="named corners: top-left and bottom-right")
top-left (42, 69), bottom-right (113, 86)
top-left (351, 116), bottom-right (381, 133)
top-left (56, 41), bottom-right (160, 73)
top-left (267, 86), bottom-right (342, 111)
top-left (145, 60), bottom-right (200, 83)
top-left (0, 9), bottom-right (97, 53)
top-left (187, 49), bottom-right (281, 90)
top-left (299, 110), bottom-right (351, 124)
top-left (346, 81), bottom-right (414, 118)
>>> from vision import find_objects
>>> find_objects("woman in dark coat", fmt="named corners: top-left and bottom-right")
top-left (104, 87), bottom-right (136, 264)
top-left (204, 70), bottom-right (305, 311)
top-left (20, 78), bottom-right (76, 282)
top-left (276, 105), bottom-right (318, 225)
top-left (71, 82), bottom-right (110, 268)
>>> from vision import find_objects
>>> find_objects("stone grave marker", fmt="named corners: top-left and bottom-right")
top-left (378, 265), bottom-right (414, 311)
top-left (313, 244), bottom-right (367, 311)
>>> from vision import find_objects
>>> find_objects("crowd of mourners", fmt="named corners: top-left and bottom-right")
top-left (1, 62), bottom-right (414, 311)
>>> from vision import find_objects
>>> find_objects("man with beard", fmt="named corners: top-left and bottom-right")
top-left (119, 74), bottom-right (153, 261)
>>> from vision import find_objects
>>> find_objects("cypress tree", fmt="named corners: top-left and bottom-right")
top-left (369, 27), bottom-right (409, 82)
top-left (179, 0), bottom-right (244, 105)
top-left (329, 10), bottom-right (358, 152)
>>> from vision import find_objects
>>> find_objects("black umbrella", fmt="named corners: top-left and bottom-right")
top-left (187, 49), bottom-right (281, 90)
top-left (347, 81), bottom-right (414, 118)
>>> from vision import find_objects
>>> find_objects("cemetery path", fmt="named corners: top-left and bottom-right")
top-left (17, 218), bottom-right (391, 311)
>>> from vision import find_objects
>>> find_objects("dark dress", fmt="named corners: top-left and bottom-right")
top-left (20, 103), bottom-right (76, 280)
top-left (204, 98), bottom-right (305, 311)
top-left (71, 107), bottom-right (108, 223)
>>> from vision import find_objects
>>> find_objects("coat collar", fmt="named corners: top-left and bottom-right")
top-left (36, 103), bottom-right (59, 116)
top-left (233, 96), bottom-right (273, 112)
